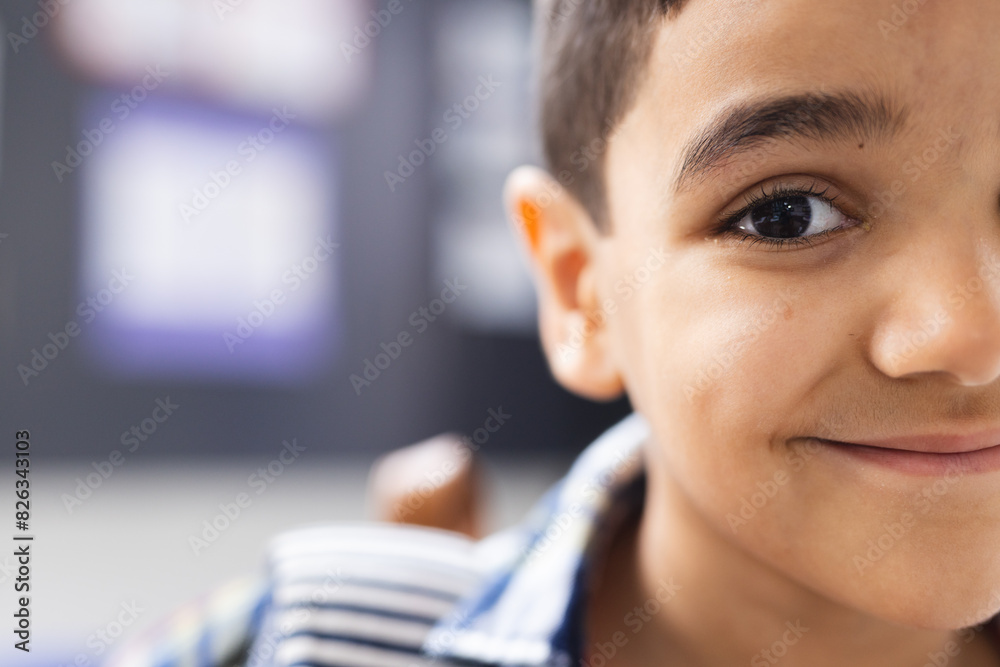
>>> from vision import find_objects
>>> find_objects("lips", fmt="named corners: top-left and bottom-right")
top-left (814, 430), bottom-right (1000, 476)
top-left (845, 427), bottom-right (1000, 455)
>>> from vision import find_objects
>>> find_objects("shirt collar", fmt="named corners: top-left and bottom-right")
top-left (423, 412), bottom-right (650, 667)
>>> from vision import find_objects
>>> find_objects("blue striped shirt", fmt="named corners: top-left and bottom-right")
top-left (107, 413), bottom-right (650, 667)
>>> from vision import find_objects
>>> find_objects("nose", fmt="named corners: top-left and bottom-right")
top-left (868, 232), bottom-right (1000, 387)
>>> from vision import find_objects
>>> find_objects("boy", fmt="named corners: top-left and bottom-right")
top-left (112, 0), bottom-right (1000, 665)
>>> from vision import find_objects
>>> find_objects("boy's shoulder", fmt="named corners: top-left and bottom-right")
top-left (250, 522), bottom-right (497, 667)
top-left (108, 413), bottom-right (649, 667)
top-left (253, 413), bottom-right (648, 667)
top-left (105, 522), bottom-right (497, 667)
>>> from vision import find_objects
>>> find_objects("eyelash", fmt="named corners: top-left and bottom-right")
top-left (711, 182), bottom-right (854, 251)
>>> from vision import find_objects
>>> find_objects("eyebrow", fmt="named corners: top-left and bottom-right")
top-left (671, 89), bottom-right (911, 195)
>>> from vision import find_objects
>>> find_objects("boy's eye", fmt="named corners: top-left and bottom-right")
top-left (735, 194), bottom-right (847, 240)
top-left (712, 182), bottom-right (863, 252)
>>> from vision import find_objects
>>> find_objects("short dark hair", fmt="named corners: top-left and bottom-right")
top-left (535, 0), bottom-right (683, 230)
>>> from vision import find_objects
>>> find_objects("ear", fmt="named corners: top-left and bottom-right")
top-left (504, 165), bottom-right (624, 401)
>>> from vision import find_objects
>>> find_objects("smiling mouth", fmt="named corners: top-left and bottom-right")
top-left (814, 437), bottom-right (1000, 476)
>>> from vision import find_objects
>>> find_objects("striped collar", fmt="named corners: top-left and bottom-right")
top-left (103, 413), bottom-right (649, 667)
top-left (423, 412), bottom-right (649, 667)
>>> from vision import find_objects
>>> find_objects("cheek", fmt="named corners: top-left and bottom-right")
top-left (611, 265), bottom-right (853, 580)
top-left (606, 263), bottom-right (826, 551)
top-left (613, 261), bottom-right (816, 476)
top-left (613, 267), bottom-right (1000, 628)
top-left (612, 265), bottom-right (848, 538)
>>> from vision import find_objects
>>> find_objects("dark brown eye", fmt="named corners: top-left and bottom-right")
top-left (737, 195), bottom-right (846, 240)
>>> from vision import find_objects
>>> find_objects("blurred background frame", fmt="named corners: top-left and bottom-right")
top-left (0, 2), bottom-right (633, 662)
top-left (1, 0), bottom-right (631, 464)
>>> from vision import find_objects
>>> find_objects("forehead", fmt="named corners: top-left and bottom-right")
top-left (618, 0), bottom-right (1000, 195)
top-left (657, 0), bottom-right (994, 106)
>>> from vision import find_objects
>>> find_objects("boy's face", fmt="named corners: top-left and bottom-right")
top-left (513, 0), bottom-right (1000, 629)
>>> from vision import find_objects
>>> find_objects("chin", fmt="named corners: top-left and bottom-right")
top-left (847, 556), bottom-right (1000, 631)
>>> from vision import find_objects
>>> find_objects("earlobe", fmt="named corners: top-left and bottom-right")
top-left (503, 165), bottom-right (625, 402)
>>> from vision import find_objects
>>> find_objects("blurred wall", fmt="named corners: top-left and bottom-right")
top-left (0, 0), bottom-right (631, 466)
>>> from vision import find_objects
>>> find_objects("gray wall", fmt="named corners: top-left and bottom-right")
top-left (0, 0), bottom-right (631, 466)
